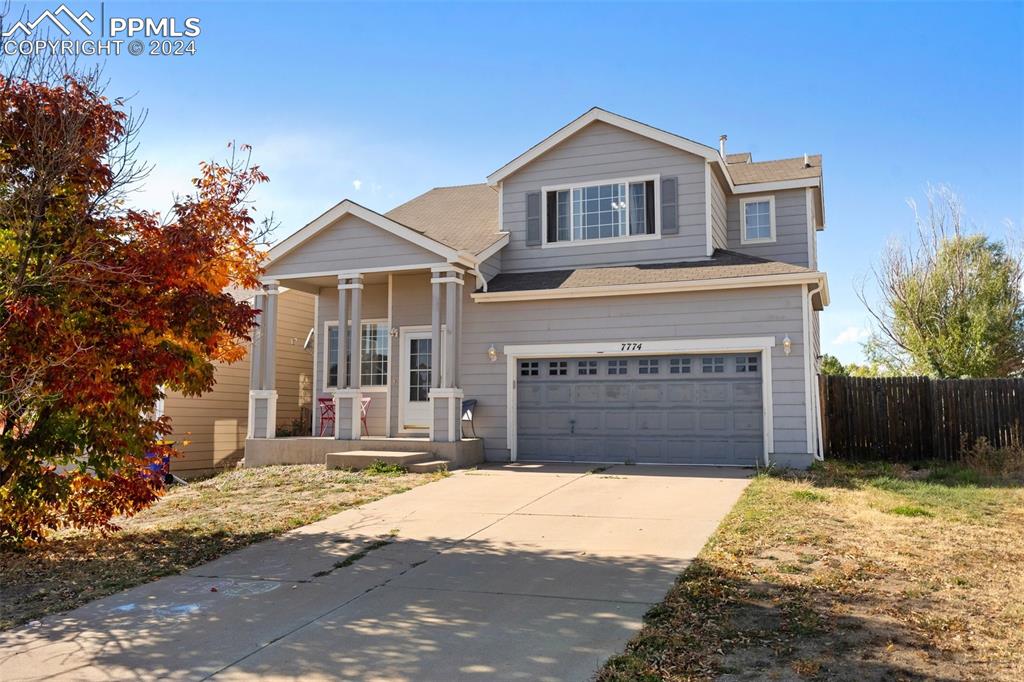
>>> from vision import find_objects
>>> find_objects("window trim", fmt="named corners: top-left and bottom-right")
top-left (739, 195), bottom-right (776, 245)
top-left (540, 174), bottom-right (661, 249)
top-left (322, 318), bottom-right (390, 392)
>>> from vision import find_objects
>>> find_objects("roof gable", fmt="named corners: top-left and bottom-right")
top-left (265, 200), bottom-right (470, 273)
top-left (487, 107), bottom-right (721, 186)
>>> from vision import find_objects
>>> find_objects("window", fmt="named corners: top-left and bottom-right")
top-left (736, 355), bottom-right (759, 373)
top-left (607, 359), bottom-right (628, 375)
top-left (638, 358), bottom-right (660, 375)
top-left (741, 196), bottom-right (775, 243)
top-left (326, 321), bottom-right (390, 388)
top-left (702, 356), bottom-right (725, 374)
top-left (520, 361), bottom-right (539, 377)
top-left (669, 358), bottom-right (691, 374)
top-left (546, 177), bottom-right (656, 244)
top-left (577, 360), bottom-right (598, 376)
top-left (548, 360), bottom-right (568, 376)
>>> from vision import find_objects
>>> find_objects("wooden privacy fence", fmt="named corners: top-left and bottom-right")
top-left (819, 376), bottom-right (1024, 461)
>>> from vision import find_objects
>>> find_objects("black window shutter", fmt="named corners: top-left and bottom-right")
top-left (661, 176), bottom-right (678, 235)
top-left (525, 191), bottom-right (541, 246)
top-left (645, 180), bottom-right (656, 234)
top-left (546, 192), bottom-right (558, 243)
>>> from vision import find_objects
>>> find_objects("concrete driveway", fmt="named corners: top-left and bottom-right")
top-left (0, 463), bottom-right (750, 681)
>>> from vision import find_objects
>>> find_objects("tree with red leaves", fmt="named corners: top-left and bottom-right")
top-left (0, 58), bottom-right (271, 544)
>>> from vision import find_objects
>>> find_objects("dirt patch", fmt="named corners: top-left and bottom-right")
top-left (0, 464), bottom-right (445, 629)
top-left (597, 462), bottom-right (1024, 681)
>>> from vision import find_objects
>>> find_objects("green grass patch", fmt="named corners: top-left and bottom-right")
top-left (364, 460), bottom-right (408, 475)
top-left (791, 489), bottom-right (829, 503)
top-left (887, 505), bottom-right (934, 517)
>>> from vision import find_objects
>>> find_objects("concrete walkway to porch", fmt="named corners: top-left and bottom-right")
top-left (0, 464), bottom-right (751, 681)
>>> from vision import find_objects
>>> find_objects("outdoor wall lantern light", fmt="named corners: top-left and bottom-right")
top-left (487, 344), bottom-right (498, 362)
top-left (390, 327), bottom-right (399, 338)
top-left (782, 335), bottom-right (792, 356)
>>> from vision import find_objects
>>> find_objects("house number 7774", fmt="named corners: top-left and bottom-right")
top-left (620, 342), bottom-right (642, 351)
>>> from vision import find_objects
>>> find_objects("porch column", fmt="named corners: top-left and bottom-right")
top-left (333, 273), bottom-right (363, 440)
top-left (430, 268), bottom-right (442, 389)
top-left (429, 266), bottom-right (464, 443)
top-left (247, 286), bottom-right (277, 439)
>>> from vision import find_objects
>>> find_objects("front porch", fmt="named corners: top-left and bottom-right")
top-left (245, 257), bottom-right (483, 469)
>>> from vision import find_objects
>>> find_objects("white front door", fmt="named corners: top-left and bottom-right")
top-left (399, 329), bottom-right (433, 431)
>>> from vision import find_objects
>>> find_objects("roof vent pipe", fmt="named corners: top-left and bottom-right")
top-left (719, 134), bottom-right (727, 157)
top-left (803, 153), bottom-right (810, 168)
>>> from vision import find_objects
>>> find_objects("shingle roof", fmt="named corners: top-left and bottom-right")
top-left (726, 152), bottom-right (752, 164)
top-left (728, 155), bottom-right (822, 185)
top-left (385, 183), bottom-right (503, 255)
top-left (484, 250), bottom-right (813, 293)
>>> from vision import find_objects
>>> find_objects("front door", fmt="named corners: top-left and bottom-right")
top-left (400, 329), bottom-right (433, 431)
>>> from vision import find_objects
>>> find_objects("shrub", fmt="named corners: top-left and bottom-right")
top-left (960, 437), bottom-right (1024, 483)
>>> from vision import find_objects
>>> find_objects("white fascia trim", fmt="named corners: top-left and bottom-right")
top-left (733, 177), bottom-right (820, 194)
top-left (472, 272), bottom-right (827, 303)
top-left (704, 163), bottom-right (714, 257)
top-left (260, 262), bottom-right (449, 284)
top-left (504, 336), bottom-right (776, 465)
top-left (473, 233), bottom-right (510, 263)
top-left (264, 200), bottom-right (462, 268)
top-left (486, 108), bottom-right (733, 189)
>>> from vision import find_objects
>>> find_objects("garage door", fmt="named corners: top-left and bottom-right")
top-left (516, 354), bottom-right (763, 466)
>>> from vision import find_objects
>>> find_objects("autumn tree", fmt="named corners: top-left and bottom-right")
top-left (0, 57), bottom-right (271, 544)
top-left (860, 186), bottom-right (1024, 378)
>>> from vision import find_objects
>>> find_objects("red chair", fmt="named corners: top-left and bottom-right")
top-left (319, 396), bottom-right (372, 436)
top-left (318, 398), bottom-right (335, 436)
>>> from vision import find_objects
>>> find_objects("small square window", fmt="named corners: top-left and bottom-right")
top-left (742, 197), bottom-right (775, 243)
top-left (548, 360), bottom-right (568, 376)
top-left (638, 358), bottom-right (660, 375)
top-left (736, 356), bottom-right (759, 373)
top-left (577, 360), bottom-right (598, 375)
top-left (519, 361), bottom-right (539, 377)
top-left (702, 357), bottom-right (725, 374)
top-left (669, 358), bottom-right (691, 374)
top-left (607, 359), bottom-right (628, 375)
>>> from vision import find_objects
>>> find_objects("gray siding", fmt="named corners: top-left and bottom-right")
top-left (460, 285), bottom-right (811, 461)
top-left (266, 214), bottom-right (440, 277)
top-left (709, 167), bottom-right (728, 250)
top-left (500, 121), bottom-right (707, 272)
top-left (727, 189), bottom-right (810, 267)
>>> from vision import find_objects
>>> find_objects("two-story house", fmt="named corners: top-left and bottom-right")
top-left (244, 108), bottom-right (828, 470)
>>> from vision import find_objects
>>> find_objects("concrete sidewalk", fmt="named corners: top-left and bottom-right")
top-left (0, 463), bottom-right (751, 681)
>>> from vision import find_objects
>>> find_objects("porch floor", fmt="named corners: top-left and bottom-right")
top-left (245, 436), bottom-right (485, 470)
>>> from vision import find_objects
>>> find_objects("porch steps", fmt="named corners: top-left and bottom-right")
top-left (407, 460), bottom-right (449, 473)
top-left (325, 450), bottom-right (432, 471)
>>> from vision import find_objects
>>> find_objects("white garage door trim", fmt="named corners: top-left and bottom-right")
top-left (504, 336), bottom-right (776, 466)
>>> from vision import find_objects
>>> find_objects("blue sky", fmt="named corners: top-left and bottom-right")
top-left (12, 1), bottom-right (1023, 363)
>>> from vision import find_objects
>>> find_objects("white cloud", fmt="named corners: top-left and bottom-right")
top-left (352, 179), bottom-right (362, 191)
top-left (832, 326), bottom-right (870, 346)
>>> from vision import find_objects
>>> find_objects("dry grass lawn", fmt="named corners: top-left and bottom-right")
top-left (598, 461), bottom-right (1024, 681)
top-left (0, 464), bottom-right (445, 630)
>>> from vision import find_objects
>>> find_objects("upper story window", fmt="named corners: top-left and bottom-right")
top-left (543, 176), bottom-right (657, 246)
top-left (740, 195), bottom-right (776, 244)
